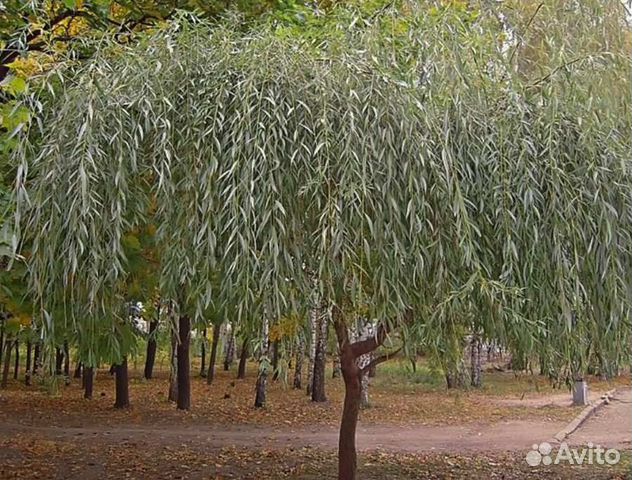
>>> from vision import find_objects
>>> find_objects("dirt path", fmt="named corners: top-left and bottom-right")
top-left (0, 390), bottom-right (627, 455)
top-left (0, 418), bottom-right (567, 453)
top-left (566, 388), bottom-right (632, 450)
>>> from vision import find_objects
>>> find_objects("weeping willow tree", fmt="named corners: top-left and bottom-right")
top-left (13, 1), bottom-right (632, 479)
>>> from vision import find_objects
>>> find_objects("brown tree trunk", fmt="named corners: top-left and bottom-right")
top-left (84, 367), bottom-right (94, 399)
top-left (63, 341), bottom-right (70, 383)
top-left (339, 361), bottom-right (361, 480)
top-left (168, 326), bottom-right (178, 402)
top-left (237, 337), bottom-right (248, 380)
top-left (25, 341), bottom-right (32, 386)
top-left (293, 335), bottom-right (304, 389)
top-left (311, 308), bottom-right (328, 402)
top-left (33, 342), bottom-right (41, 376)
top-left (13, 340), bottom-right (19, 380)
top-left (200, 328), bottom-right (207, 377)
top-left (333, 308), bottom-right (361, 480)
top-left (223, 329), bottom-right (235, 371)
top-left (207, 324), bottom-right (221, 385)
top-left (271, 340), bottom-right (280, 381)
top-left (114, 357), bottom-right (130, 408)
top-left (55, 347), bottom-right (63, 375)
top-left (1, 338), bottom-right (12, 388)
top-left (74, 361), bottom-right (82, 379)
top-left (176, 315), bottom-right (191, 410)
top-left (254, 367), bottom-right (267, 407)
top-left (144, 320), bottom-right (158, 380)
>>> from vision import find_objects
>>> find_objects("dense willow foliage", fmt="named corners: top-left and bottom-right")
top-left (14, 1), bottom-right (632, 375)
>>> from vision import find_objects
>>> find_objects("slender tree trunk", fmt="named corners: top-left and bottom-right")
top-left (237, 337), bottom-right (248, 379)
top-left (332, 350), bottom-right (341, 378)
top-left (311, 307), bottom-right (328, 402)
top-left (207, 324), bottom-right (221, 385)
top-left (0, 326), bottom-right (4, 361)
top-left (32, 342), bottom-right (41, 376)
top-left (84, 367), bottom-right (94, 399)
top-left (177, 315), bottom-right (191, 410)
top-left (223, 329), bottom-right (235, 371)
top-left (1, 338), bottom-right (12, 388)
top-left (63, 340), bottom-right (70, 383)
top-left (55, 347), bottom-right (63, 375)
top-left (293, 335), bottom-right (304, 389)
top-left (339, 362), bottom-right (361, 480)
top-left (306, 307), bottom-right (317, 396)
top-left (254, 317), bottom-right (269, 408)
top-left (333, 308), bottom-right (361, 480)
top-left (74, 361), bottom-right (82, 379)
top-left (144, 319), bottom-right (158, 380)
top-left (271, 340), bottom-right (280, 381)
top-left (254, 366), bottom-right (267, 407)
top-left (200, 328), bottom-right (207, 377)
top-left (168, 324), bottom-right (178, 402)
top-left (114, 357), bottom-right (129, 408)
top-left (13, 340), bottom-right (19, 380)
top-left (470, 334), bottom-right (482, 388)
top-left (25, 341), bottom-right (32, 386)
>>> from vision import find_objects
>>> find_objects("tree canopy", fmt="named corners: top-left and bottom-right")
top-left (9, 1), bottom-right (632, 478)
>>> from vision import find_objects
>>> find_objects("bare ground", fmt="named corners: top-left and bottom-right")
top-left (0, 366), bottom-right (629, 479)
top-left (0, 389), bottom-right (630, 479)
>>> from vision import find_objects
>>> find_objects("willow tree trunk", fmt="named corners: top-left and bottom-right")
top-left (114, 357), bottom-right (129, 408)
top-left (223, 329), bottom-right (235, 371)
top-left (144, 319), bottom-right (158, 380)
top-left (25, 341), bottom-right (32, 386)
top-left (254, 317), bottom-right (270, 408)
top-left (32, 342), bottom-right (40, 376)
top-left (333, 313), bottom-right (362, 480)
top-left (54, 347), bottom-right (62, 375)
top-left (84, 367), bottom-right (94, 399)
top-left (168, 326), bottom-right (178, 402)
top-left (13, 340), bottom-right (19, 380)
top-left (63, 341), bottom-right (70, 383)
top-left (177, 315), bottom-right (191, 410)
top-left (470, 335), bottom-right (482, 388)
top-left (207, 324), bottom-right (221, 385)
top-left (74, 362), bottom-right (82, 379)
top-left (1, 338), bottom-right (12, 388)
top-left (237, 337), bottom-right (248, 379)
top-left (293, 335), bottom-right (304, 389)
top-left (271, 340), bottom-right (280, 381)
top-left (200, 328), bottom-right (207, 377)
top-left (306, 307), bottom-right (317, 396)
top-left (312, 307), bottom-right (328, 402)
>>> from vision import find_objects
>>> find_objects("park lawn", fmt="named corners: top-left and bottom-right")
top-left (0, 358), bottom-right (627, 430)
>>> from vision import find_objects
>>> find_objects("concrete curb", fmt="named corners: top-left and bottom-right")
top-left (551, 388), bottom-right (617, 443)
